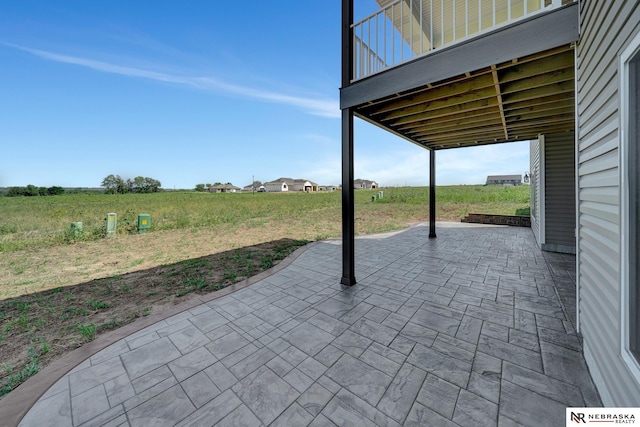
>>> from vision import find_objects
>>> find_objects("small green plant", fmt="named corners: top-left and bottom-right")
top-left (259, 257), bottom-right (274, 269)
top-left (1, 363), bottom-right (12, 375)
top-left (0, 339), bottom-right (48, 397)
top-left (87, 300), bottom-right (109, 310)
top-left (65, 306), bottom-right (89, 316)
top-left (119, 284), bottom-right (133, 293)
top-left (77, 323), bottom-right (96, 341)
top-left (97, 320), bottom-right (122, 332)
top-left (0, 359), bottom-right (39, 397)
top-left (223, 270), bottom-right (237, 282)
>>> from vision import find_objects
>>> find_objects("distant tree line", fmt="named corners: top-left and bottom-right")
top-left (194, 183), bottom-right (213, 192)
top-left (4, 185), bottom-right (65, 197)
top-left (194, 181), bottom-right (261, 192)
top-left (101, 175), bottom-right (162, 194)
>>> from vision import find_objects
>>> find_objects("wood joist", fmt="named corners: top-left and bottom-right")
top-left (354, 44), bottom-right (575, 150)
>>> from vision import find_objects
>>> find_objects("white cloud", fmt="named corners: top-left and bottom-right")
top-left (5, 43), bottom-right (340, 118)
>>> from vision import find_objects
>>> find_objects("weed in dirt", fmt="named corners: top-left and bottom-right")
top-left (223, 270), bottom-right (237, 282)
top-left (65, 307), bottom-right (89, 316)
top-left (77, 323), bottom-right (96, 341)
top-left (259, 257), bottom-right (274, 269)
top-left (97, 320), bottom-right (122, 332)
top-left (119, 284), bottom-right (132, 293)
top-left (87, 300), bottom-right (109, 310)
top-left (14, 301), bottom-right (30, 312)
top-left (0, 339), bottom-right (48, 397)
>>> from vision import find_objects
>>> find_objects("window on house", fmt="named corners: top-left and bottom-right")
top-left (628, 50), bottom-right (640, 363)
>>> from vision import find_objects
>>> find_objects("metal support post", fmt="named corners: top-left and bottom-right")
top-left (341, 0), bottom-right (356, 285)
top-left (429, 149), bottom-right (437, 238)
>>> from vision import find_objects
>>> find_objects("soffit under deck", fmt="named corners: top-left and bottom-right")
top-left (354, 44), bottom-right (575, 150)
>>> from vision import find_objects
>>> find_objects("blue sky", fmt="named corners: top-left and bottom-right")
top-left (0, 1), bottom-right (529, 189)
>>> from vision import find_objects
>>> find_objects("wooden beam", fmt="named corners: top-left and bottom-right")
top-left (505, 104), bottom-right (575, 122)
top-left (413, 124), bottom-right (510, 140)
top-left (499, 50), bottom-right (574, 84)
top-left (492, 65), bottom-right (509, 140)
top-left (404, 113), bottom-right (504, 136)
top-left (506, 114), bottom-right (575, 129)
top-left (369, 74), bottom-right (496, 118)
top-left (379, 88), bottom-right (497, 125)
top-left (502, 80), bottom-right (574, 104)
top-left (501, 67), bottom-right (575, 95)
top-left (504, 92), bottom-right (574, 111)
top-left (397, 108), bottom-right (503, 132)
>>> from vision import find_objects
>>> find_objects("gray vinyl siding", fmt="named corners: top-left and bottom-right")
top-left (577, 0), bottom-right (640, 405)
top-left (543, 132), bottom-right (576, 252)
top-left (530, 139), bottom-right (542, 245)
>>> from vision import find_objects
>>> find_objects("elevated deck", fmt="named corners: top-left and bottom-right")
top-left (342, 1), bottom-right (578, 149)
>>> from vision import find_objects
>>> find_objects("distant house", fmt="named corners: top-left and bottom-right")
top-left (242, 184), bottom-right (266, 192)
top-left (319, 185), bottom-right (338, 191)
top-left (354, 179), bottom-right (378, 189)
top-left (486, 175), bottom-right (522, 186)
top-left (264, 178), bottom-right (318, 192)
top-left (208, 184), bottom-right (241, 193)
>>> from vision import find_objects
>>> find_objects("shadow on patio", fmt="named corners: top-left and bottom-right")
top-left (8, 222), bottom-right (600, 426)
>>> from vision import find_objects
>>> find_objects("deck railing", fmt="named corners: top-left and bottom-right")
top-left (352, 0), bottom-right (567, 81)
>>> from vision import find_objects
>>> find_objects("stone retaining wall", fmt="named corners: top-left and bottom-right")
top-left (461, 213), bottom-right (531, 227)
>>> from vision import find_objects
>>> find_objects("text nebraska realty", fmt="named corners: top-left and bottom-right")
top-left (572, 412), bottom-right (636, 424)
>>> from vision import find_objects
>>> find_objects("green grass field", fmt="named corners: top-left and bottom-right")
top-left (0, 185), bottom-right (529, 252)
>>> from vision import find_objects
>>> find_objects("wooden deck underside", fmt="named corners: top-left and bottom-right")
top-left (355, 44), bottom-right (575, 150)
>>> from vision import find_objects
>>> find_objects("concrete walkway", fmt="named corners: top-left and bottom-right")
top-left (6, 223), bottom-right (600, 426)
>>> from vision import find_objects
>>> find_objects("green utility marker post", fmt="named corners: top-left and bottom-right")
top-left (70, 222), bottom-right (83, 238)
top-left (137, 214), bottom-right (151, 233)
top-left (106, 213), bottom-right (117, 237)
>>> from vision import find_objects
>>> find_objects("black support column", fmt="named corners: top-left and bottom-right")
top-left (341, 0), bottom-right (356, 285)
top-left (429, 149), bottom-right (437, 238)
top-left (341, 109), bottom-right (356, 285)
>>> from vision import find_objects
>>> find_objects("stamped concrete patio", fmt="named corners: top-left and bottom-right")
top-left (6, 222), bottom-right (600, 426)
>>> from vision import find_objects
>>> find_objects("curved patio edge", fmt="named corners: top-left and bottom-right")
top-left (0, 240), bottom-right (319, 427)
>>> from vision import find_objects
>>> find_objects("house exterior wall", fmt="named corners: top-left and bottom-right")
top-left (530, 138), bottom-right (542, 246)
top-left (354, 180), bottom-right (378, 189)
top-left (543, 131), bottom-right (576, 253)
top-left (486, 179), bottom-right (521, 185)
top-left (577, 0), bottom-right (640, 405)
top-left (265, 183), bottom-right (288, 192)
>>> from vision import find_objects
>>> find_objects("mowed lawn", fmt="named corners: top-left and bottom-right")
top-left (0, 185), bottom-right (528, 398)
